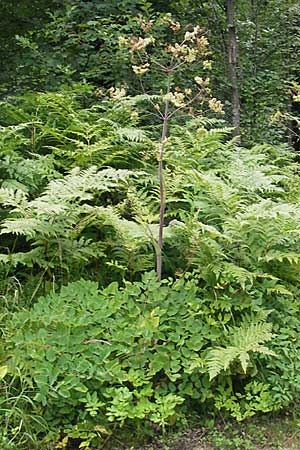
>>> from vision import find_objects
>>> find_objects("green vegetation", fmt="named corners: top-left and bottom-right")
top-left (137, 415), bottom-right (300, 450)
top-left (0, 1), bottom-right (300, 449)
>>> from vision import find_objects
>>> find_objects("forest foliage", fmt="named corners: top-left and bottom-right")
top-left (1, 1), bottom-right (300, 449)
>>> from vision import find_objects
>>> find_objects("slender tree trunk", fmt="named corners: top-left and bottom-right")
top-left (250, 0), bottom-right (259, 133)
top-left (226, 0), bottom-right (241, 142)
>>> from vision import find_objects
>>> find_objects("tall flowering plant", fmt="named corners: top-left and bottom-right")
top-left (119, 15), bottom-right (224, 280)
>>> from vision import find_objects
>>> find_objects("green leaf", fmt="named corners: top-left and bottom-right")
top-left (0, 366), bottom-right (8, 380)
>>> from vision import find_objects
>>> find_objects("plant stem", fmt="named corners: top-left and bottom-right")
top-left (156, 77), bottom-right (170, 281)
top-left (226, 0), bottom-right (241, 142)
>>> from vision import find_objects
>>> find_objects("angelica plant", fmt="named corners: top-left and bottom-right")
top-left (119, 14), bottom-right (224, 279)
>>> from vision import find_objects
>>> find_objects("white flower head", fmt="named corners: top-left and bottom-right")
top-left (132, 63), bottom-right (150, 75)
top-left (108, 86), bottom-right (126, 100)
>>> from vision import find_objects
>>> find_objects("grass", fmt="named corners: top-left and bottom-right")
top-left (112, 414), bottom-right (300, 450)
top-left (202, 415), bottom-right (300, 450)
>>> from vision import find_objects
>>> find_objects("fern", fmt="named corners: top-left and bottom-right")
top-left (219, 262), bottom-right (256, 289)
top-left (0, 188), bottom-right (28, 208)
top-left (1, 218), bottom-right (40, 238)
top-left (260, 251), bottom-right (300, 265)
top-left (116, 127), bottom-right (148, 142)
top-left (0, 165), bottom-right (161, 288)
top-left (0, 91), bottom-right (152, 178)
top-left (206, 322), bottom-right (275, 380)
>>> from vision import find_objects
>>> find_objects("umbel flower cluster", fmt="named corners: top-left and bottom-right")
top-left (117, 14), bottom-right (224, 117)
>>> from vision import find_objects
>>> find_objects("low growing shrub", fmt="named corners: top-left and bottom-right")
top-left (4, 272), bottom-right (282, 448)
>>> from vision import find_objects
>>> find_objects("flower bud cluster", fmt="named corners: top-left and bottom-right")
top-left (208, 98), bottom-right (224, 114)
top-left (138, 18), bottom-right (154, 33)
top-left (161, 14), bottom-right (181, 32)
top-left (194, 76), bottom-right (210, 87)
top-left (203, 60), bottom-right (212, 70)
top-left (129, 36), bottom-right (155, 52)
top-left (184, 25), bottom-right (203, 41)
top-left (108, 87), bottom-right (126, 100)
top-left (117, 15), bottom-right (223, 117)
top-left (163, 92), bottom-right (185, 108)
top-left (119, 35), bottom-right (155, 52)
top-left (166, 43), bottom-right (198, 63)
top-left (196, 36), bottom-right (210, 55)
top-left (132, 63), bottom-right (150, 75)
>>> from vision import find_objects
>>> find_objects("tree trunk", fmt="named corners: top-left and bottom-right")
top-left (226, 0), bottom-right (241, 142)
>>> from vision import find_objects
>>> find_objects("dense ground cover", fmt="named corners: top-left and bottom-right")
top-left (1, 86), bottom-right (300, 449)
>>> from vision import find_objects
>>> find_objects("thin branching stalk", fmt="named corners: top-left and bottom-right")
top-left (157, 76), bottom-right (170, 281)
top-left (126, 19), bottom-right (219, 279)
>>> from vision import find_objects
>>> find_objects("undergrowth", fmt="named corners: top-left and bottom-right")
top-left (1, 88), bottom-right (300, 448)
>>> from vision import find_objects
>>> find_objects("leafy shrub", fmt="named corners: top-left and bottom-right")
top-left (4, 273), bottom-right (278, 448)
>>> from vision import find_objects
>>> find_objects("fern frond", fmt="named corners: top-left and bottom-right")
top-left (0, 188), bottom-right (28, 208)
top-left (39, 166), bottom-right (135, 203)
top-left (260, 251), bottom-right (300, 264)
top-left (0, 218), bottom-right (40, 237)
top-left (231, 322), bottom-right (273, 348)
top-left (0, 248), bottom-right (43, 267)
top-left (220, 262), bottom-right (256, 289)
top-left (206, 322), bottom-right (275, 380)
top-left (206, 347), bottom-right (241, 380)
top-left (116, 127), bottom-right (148, 142)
